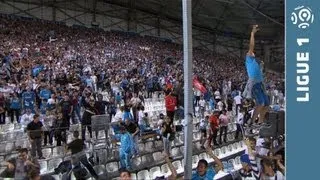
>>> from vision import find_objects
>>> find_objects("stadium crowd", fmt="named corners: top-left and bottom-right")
top-left (0, 15), bottom-right (285, 180)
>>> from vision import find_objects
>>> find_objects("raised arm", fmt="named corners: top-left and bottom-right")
top-left (164, 153), bottom-right (178, 179)
top-left (206, 147), bottom-right (224, 171)
top-left (275, 155), bottom-right (285, 175)
top-left (248, 25), bottom-right (259, 56)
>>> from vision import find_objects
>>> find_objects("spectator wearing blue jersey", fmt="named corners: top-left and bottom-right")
top-left (9, 92), bottom-right (21, 123)
top-left (121, 78), bottom-right (129, 92)
top-left (40, 99), bottom-right (48, 116)
top-left (192, 147), bottom-right (223, 180)
top-left (146, 78), bottom-right (154, 98)
top-left (115, 92), bottom-right (122, 107)
top-left (113, 126), bottom-right (134, 171)
top-left (122, 106), bottom-right (133, 122)
top-left (85, 74), bottom-right (94, 89)
top-left (209, 97), bottom-right (215, 111)
top-left (39, 85), bottom-right (52, 101)
top-left (244, 25), bottom-right (269, 125)
top-left (22, 87), bottom-right (36, 112)
top-left (272, 103), bottom-right (281, 112)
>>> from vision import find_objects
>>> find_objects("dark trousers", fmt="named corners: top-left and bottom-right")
top-left (63, 114), bottom-right (71, 128)
top-left (132, 106), bottom-right (138, 123)
top-left (219, 126), bottom-right (228, 144)
top-left (109, 113), bottom-right (116, 122)
top-left (55, 130), bottom-right (67, 146)
top-left (147, 90), bottom-right (153, 98)
top-left (44, 130), bottom-right (53, 145)
top-left (236, 104), bottom-right (242, 115)
top-left (208, 129), bottom-right (218, 147)
top-left (166, 110), bottom-right (175, 125)
top-left (0, 112), bottom-right (5, 124)
top-left (31, 138), bottom-right (43, 158)
top-left (235, 123), bottom-right (243, 139)
top-left (195, 96), bottom-right (200, 106)
top-left (9, 109), bottom-right (20, 123)
top-left (72, 107), bottom-right (81, 124)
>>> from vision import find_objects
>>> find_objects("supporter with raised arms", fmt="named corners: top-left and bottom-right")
top-left (243, 25), bottom-right (270, 126)
top-left (191, 147), bottom-right (224, 180)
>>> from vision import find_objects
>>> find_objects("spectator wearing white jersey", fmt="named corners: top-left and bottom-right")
top-left (198, 96), bottom-right (206, 118)
top-left (235, 108), bottom-right (244, 140)
top-left (234, 93), bottom-right (242, 115)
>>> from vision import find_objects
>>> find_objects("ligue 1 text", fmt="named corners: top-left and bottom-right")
top-left (296, 38), bottom-right (310, 102)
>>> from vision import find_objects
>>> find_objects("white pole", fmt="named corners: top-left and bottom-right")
top-left (182, 0), bottom-right (193, 179)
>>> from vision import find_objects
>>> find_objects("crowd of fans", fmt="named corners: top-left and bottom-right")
top-left (0, 14), bottom-right (285, 180)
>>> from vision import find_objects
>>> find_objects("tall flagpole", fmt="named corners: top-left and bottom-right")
top-left (182, 0), bottom-right (193, 179)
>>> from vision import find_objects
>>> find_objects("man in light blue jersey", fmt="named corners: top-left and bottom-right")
top-left (243, 25), bottom-right (269, 125)
top-left (22, 87), bottom-right (36, 112)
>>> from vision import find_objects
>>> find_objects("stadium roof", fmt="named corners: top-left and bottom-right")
top-left (0, 0), bottom-right (284, 64)
top-left (0, 0), bottom-right (284, 41)
top-left (103, 0), bottom-right (284, 40)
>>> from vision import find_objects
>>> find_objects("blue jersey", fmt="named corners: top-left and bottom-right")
top-left (192, 167), bottom-right (216, 180)
top-left (85, 78), bottom-right (93, 87)
top-left (10, 98), bottom-right (21, 109)
top-left (123, 111), bottom-right (133, 122)
top-left (40, 89), bottom-right (51, 100)
top-left (22, 91), bottom-right (35, 106)
top-left (40, 102), bottom-right (48, 115)
top-left (245, 55), bottom-right (263, 82)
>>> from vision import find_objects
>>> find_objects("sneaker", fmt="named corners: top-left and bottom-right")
top-left (127, 167), bottom-right (133, 172)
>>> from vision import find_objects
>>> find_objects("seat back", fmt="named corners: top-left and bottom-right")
top-left (149, 166), bottom-right (161, 179)
top-left (152, 151), bottom-right (163, 163)
top-left (172, 160), bottom-right (182, 170)
top-left (93, 165), bottom-right (106, 176)
top-left (39, 160), bottom-right (48, 174)
top-left (131, 156), bottom-right (142, 169)
top-left (160, 164), bottom-right (171, 176)
top-left (42, 148), bottom-right (52, 158)
top-left (106, 161), bottom-right (119, 173)
top-left (137, 170), bottom-right (150, 180)
top-left (171, 147), bottom-right (182, 157)
top-left (48, 158), bottom-right (63, 172)
top-left (5, 142), bottom-right (14, 152)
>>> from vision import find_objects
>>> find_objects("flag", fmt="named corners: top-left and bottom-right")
top-left (193, 77), bottom-right (207, 93)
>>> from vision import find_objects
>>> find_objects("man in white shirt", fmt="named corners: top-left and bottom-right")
top-left (20, 108), bottom-right (35, 129)
top-left (278, 90), bottom-right (284, 107)
top-left (234, 93), bottom-right (242, 115)
top-left (111, 106), bottom-right (124, 134)
top-left (198, 96), bottom-right (206, 118)
top-left (129, 93), bottom-right (142, 122)
top-left (194, 89), bottom-right (202, 106)
top-left (214, 90), bottom-right (221, 102)
top-left (272, 88), bottom-right (279, 105)
top-left (90, 72), bottom-right (98, 92)
top-left (235, 108), bottom-right (244, 140)
top-left (217, 100), bottom-right (224, 112)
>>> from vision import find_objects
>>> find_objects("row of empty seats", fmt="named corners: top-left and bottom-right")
top-left (111, 141), bottom-right (246, 180)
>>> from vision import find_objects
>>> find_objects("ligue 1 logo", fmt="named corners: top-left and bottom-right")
top-left (291, 6), bottom-right (314, 29)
